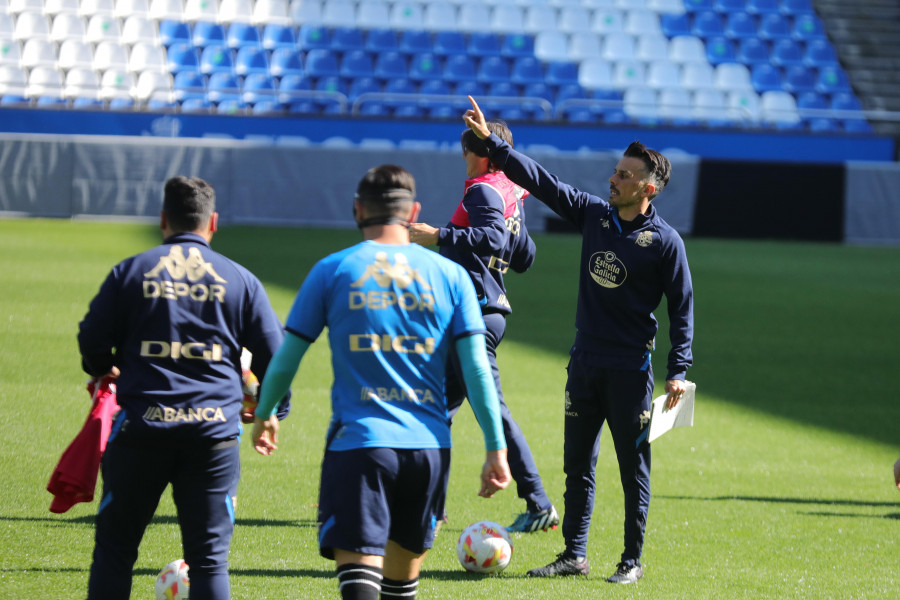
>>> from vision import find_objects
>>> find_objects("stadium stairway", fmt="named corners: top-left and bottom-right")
top-left (815, 0), bottom-right (900, 136)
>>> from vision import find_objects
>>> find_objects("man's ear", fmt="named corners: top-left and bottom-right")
top-left (408, 201), bottom-right (421, 224)
top-left (208, 212), bottom-right (219, 234)
top-left (644, 182), bottom-right (656, 198)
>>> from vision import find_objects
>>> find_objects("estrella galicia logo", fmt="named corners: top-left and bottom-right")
top-left (588, 251), bottom-right (627, 288)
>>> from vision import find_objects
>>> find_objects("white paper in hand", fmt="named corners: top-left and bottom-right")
top-left (647, 381), bottom-right (696, 444)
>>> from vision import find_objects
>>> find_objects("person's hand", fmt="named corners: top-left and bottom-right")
top-left (893, 455), bottom-right (900, 492)
top-left (462, 96), bottom-right (490, 140)
top-left (664, 379), bottom-right (686, 410)
top-left (479, 448), bottom-right (511, 498)
top-left (408, 223), bottom-right (439, 246)
top-left (251, 415), bottom-right (279, 456)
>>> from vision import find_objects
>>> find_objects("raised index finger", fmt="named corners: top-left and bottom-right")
top-left (467, 95), bottom-right (483, 118)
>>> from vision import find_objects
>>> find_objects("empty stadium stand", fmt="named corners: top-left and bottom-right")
top-left (0, 0), bottom-right (892, 137)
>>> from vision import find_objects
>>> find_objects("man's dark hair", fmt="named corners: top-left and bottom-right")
top-left (163, 176), bottom-right (216, 232)
top-left (355, 164), bottom-right (416, 226)
top-left (624, 141), bottom-right (671, 200)
top-left (460, 120), bottom-right (513, 172)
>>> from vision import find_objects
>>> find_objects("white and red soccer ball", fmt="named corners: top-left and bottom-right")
top-left (456, 521), bottom-right (513, 574)
top-left (155, 559), bottom-right (190, 600)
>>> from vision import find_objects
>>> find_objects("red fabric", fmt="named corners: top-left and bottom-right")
top-left (47, 378), bottom-right (119, 514)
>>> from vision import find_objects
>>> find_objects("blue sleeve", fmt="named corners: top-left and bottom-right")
top-left (483, 133), bottom-right (601, 231)
top-left (455, 333), bottom-right (506, 452)
top-left (509, 207), bottom-right (536, 274)
top-left (663, 234), bottom-right (694, 380)
top-left (437, 184), bottom-right (508, 254)
top-left (78, 266), bottom-right (122, 377)
top-left (255, 332), bottom-right (310, 420)
top-left (284, 260), bottom-right (329, 342)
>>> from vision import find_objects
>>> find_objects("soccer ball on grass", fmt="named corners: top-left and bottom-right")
top-left (155, 559), bottom-right (190, 600)
top-left (456, 521), bottom-right (513, 574)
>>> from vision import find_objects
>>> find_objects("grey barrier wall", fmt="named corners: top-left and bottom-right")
top-left (3, 134), bottom-right (899, 245)
top-left (0, 134), bottom-right (700, 236)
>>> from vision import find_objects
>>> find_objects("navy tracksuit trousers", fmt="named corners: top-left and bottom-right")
top-left (562, 354), bottom-right (654, 565)
top-left (445, 311), bottom-right (552, 513)
top-left (87, 436), bottom-right (240, 600)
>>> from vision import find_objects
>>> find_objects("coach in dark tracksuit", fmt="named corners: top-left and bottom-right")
top-left (78, 176), bottom-right (290, 599)
top-left (409, 122), bottom-right (558, 534)
top-left (463, 97), bottom-right (694, 584)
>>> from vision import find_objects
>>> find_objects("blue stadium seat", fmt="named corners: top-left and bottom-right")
top-left (724, 12), bottom-right (757, 39)
top-left (277, 73), bottom-right (311, 107)
top-left (332, 27), bottom-right (365, 53)
top-left (783, 65), bottom-right (816, 93)
top-left (556, 83), bottom-right (586, 104)
top-left (304, 48), bottom-right (340, 79)
top-left (771, 39), bottom-right (804, 67)
top-left (545, 61), bottom-right (579, 87)
top-left (418, 79), bottom-right (451, 109)
top-left (453, 80), bottom-right (485, 100)
top-left (200, 45), bottom-right (235, 75)
top-left (705, 37), bottom-right (736, 65)
top-left (383, 78), bottom-right (416, 106)
top-left (314, 75), bottom-right (346, 97)
top-left (373, 51), bottom-right (407, 81)
top-left (816, 65), bottom-right (851, 94)
top-left (297, 24), bottom-right (331, 51)
top-left (467, 32), bottom-right (501, 57)
top-left (747, 0), bottom-right (779, 13)
top-left (340, 49), bottom-right (374, 79)
top-left (487, 81), bottom-right (518, 97)
top-left (192, 21), bottom-right (226, 49)
top-left (158, 19), bottom-right (191, 47)
top-left (269, 48), bottom-right (303, 78)
top-left (804, 39), bottom-right (837, 67)
top-left (358, 102), bottom-right (389, 117)
top-left (792, 13), bottom-right (825, 41)
top-left (714, 0), bottom-right (745, 12)
top-left (661, 13), bottom-right (691, 37)
top-left (234, 46), bottom-right (269, 77)
top-left (750, 63), bottom-right (783, 92)
top-left (758, 13), bottom-right (791, 40)
top-left (348, 76), bottom-right (380, 101)
top-left (432, 31), bottom-right (466, 57)
top-left (73, 97), bottom-right (105, 109)
top-left (683, 0), bottom-right (714, 12)
top-left (251, 101), bottom-right (282, 115)
top-left (398, 30), bottom-right (432, 56)
top-left (691, 11), bottom-right (724, 38)
top-left (226, 22), bottom-right (261, 49)
top-left (476, 56), bottom-right (510, 84)
top-left (562, 107), bottom-right (598, 124)
top-left (737, 37), bottom-right (770, 65)
top-left (522, 81), bottom-right (553, 102)
top-left (500, 34), bottom-right (533, 59)
top-left (366, 29), bottom-right (398, 54)
top-left (510, 56), bottom-right (544, 86)
top-left (216, 99), bottom-right (246, 114)
top-left (242, 72), bottom-right (276, 104)
top-left (167, 43), bottom-right (201, 75)
top-left (796, 91), bottom-right (826, 111)
top-left (408, 53), bottom-right (442, 81)
top-left (807, 117), bottom-right (840, 132)
top-left (178, 98), bottom-right (211, 112)
top-left (261, 24), bottom-right (295, 50)
top-left (173, 70), bottom-right (206, 101)
top-left (843, 118), bottom-right (872, 133)
top-left (831, 92), bottom-right (861, 112)
top-left (780, 0), bottom-right (813, 14)
top-left (207, 72), bottom-right (241, 103)
top-left (443, 54), bottom-right (476, 83)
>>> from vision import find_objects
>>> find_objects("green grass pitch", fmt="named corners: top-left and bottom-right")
top-left (0, 218), bottom-right (898, 599)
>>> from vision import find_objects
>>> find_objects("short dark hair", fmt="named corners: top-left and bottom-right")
top-left (624, 141), bottom-right (671, 199)
top-left (355, 164), bottom-right (416, 222)
top-left (163, 176), bottom-right (216, 232)
top-left (460, 120), bottom-right (513, 171)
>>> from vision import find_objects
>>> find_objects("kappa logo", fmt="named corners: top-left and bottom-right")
top-left (145, 245), bottom-right (227, 283)
top-left (352, 251), bottom-right (432, 290)
top-left (636, 231), bottom-right (654, 247)
top-left (639, 410), bottom-right (651, 430)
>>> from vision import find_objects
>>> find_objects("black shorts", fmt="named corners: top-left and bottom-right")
top-left (317, 447), bottom-right (451, 559)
